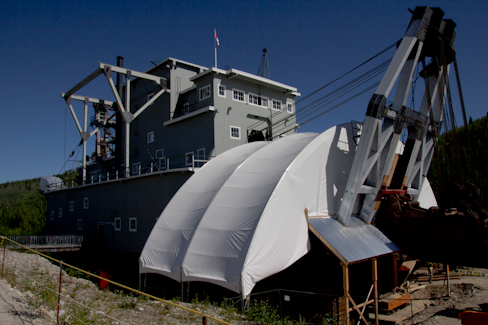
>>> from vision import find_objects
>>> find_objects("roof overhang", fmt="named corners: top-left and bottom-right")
top-left (190, 67), bottom-right (300, 96)
top-left (308, 216), bottom-right (400, 265)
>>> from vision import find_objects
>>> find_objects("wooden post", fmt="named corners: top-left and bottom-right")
top-left (372, 258), bottom-right (379, 325)
top-left (57, 261), bottom-right (63, 325)
top-left (1, 237), bottom-right (6, 279)
top-left (447, 265), bottom-right (450, 297)
top-left (341, 263), bottom-right (350, 325)
top-left (393, 254), bottom-right (398, 288)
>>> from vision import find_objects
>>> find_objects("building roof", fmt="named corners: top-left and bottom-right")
top-left (190, 67), bottom-right (300, 96)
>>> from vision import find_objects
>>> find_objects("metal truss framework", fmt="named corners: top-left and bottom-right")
top-left (337, 7), bottom-right (456, 226)
top-left (61, 63), bottom-right (169, 181)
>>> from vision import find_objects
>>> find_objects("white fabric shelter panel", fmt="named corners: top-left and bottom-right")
top-left (181, 133), bottom-right (318, 295)
top-left (139, 141), bottom-right (269, 281)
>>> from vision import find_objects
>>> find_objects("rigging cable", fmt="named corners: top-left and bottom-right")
top-left (246, 40), bottom-right (399, 131)
top-left (261, 59), bottom-right (391, 136)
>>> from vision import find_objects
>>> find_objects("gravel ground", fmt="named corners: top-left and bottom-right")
top-left (1, 249), bottom-right (488, 324)
top-left (398, 268), bottom-right (488, 325)
top-left (0, 249), bottom-right (246, 325)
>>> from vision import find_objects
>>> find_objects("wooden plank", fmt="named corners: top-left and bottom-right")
top-left (379, 292), bottom-right (410, 311)
top-left (369, 299), bottom-right (431, 323)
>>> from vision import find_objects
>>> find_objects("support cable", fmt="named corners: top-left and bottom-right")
top-left (246, 41), bottom-right (398, 131)
top-left (252, 60), bottom-right (390, 136)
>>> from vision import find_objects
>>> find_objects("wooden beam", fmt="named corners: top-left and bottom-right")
top-left (372, 258), bottom-right (379, 325)
top-left (347, 293), bottom-right (371, 325)
top-left (342, 263), bottom-right (350, 325)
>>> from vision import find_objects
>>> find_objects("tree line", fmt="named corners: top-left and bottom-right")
top-left (428, 114), bottom-right (488, 208)
top-left (0, 171), bottom-right (77, 235)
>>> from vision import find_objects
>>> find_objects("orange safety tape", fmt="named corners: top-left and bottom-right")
top-left (0, 236), bottom-right (231, 325)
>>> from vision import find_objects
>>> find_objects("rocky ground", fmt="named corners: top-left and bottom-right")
top-left (398, 268), bottom-right (488, 325)
top-left (0, 249), bottom-right (247, 325)
top-left (0, 248), bottom-right (487, 324)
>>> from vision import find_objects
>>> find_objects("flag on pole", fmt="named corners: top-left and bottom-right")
top-left (215, 31), bottom-right (220, 47)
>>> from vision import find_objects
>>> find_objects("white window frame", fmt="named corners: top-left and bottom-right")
top-left (51, 211), bottom-right (54, 220)
top-left (114, 218), bottom-right (121, 231)
top-left (83, 198), bottom-right (89, 209)
top-left (185, 152), bottom-right (194, 167)
top-left (77, 219), bottom-right (82, 230)
top-left (218, 84), bottom-right (226, 98)
top-left (158, 158), bottom-right (167, 170)
top-left (147, 131), bottom-right (154, 143)
top-left (232, 89), bottom-right (245, 102)
top-left (230, 126), bottom-right (241, 140)
top-left (132, 162), bottom-right (141, 175)
top-left (199, 85), bottom-right (211, 101)
top-left (183, 102), bottom-right (190, 114)
top-left (147, 92), bottom-right (154, 104)
top-left (197, 148), bottom-right (206, 160)
top-left (129, 218), bottom-right (137, 232)
top-left (248, 93), bottom-right (259, 106)
top-left (261, 97), bottom-right (269, 108)
top-left (155, 149), bottom-right (164, 159)
top-left (70, 201), bottom-right (74, 212)
top-left (272, 100), bottom-right (282, 111)
top-left (287, 103), bottom-right (294, 113)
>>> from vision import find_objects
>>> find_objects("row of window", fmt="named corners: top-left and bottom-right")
top-left (199, 84), bottom-right (295, 113)
top-left (50, 216), bottom-right (137, 232)
top-left (131, 147), bottom-right (207, 174)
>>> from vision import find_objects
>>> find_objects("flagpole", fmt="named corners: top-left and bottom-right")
top-left (214, 28), bottom-right (217, 68)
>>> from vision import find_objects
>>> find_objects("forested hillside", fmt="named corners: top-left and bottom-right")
top-left (428, 114), bottom-right (488, 208)
top-left (0, 178), bottom-right (45, 235)
top-left (0, 171), bottom-right (77, 235)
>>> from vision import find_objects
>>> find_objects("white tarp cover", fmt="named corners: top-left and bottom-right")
top-left (39, 175), bottom-right (64, 193)
top-left (139, 123), bottom-right (438, 297)
top-left (139, 141), bottom-right (269, 281)
top-left (180, 133), bottom-right (318, 295)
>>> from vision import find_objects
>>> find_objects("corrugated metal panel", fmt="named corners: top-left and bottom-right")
top-left (308, 216), bottom-right (399, 264)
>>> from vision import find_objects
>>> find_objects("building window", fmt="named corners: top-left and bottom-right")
top-left (147, 131), bottom-right (154, 143)
top-left (199, 85), bottom-right (211, 101)
top-left (261, 98), bottom-right (268, 108)
top-left (249, 94), bottom-right (259, 105)
top-left (185, 152), bottom-right (194, 166)
top-left (272, 100), bottom-right (282, 111)
top-left (230, 126), bottom-right (240, 140)
top-left (233, 89), bottom-right (245, 102)
top-left (114, 218), bottom-right (121, 231)
top-left (155, 149), bottom-right (164, 159)
top-left (183, 103), bottom-right (189, 114)
top-left (77, 219), bottom-right (82, 230)
top-left (287, 103), bottom-right (294, 113)
top-left (84, 198), bottom-right (89, 209)
top-left (70, 201), bottom-right (74, 212)
top-left (132, 162), bottom-right (141, 175)
top-left (218, 84), bottom-right (226, 97)
top-left (129, 218), bottom-right (137, 232)
top-left (51, 211), bottom-right (54, 220)
top-left (197, 148), bottom-right (206, 160)
top-left (58, 208), bottom-right (63, 218)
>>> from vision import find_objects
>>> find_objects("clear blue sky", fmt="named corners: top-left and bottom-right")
top-left (0, 0), bottom-right (486, 184)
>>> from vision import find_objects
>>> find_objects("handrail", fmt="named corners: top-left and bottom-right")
top-left (44, 155), bottom-right (214, 192)
top-left (0, 236), bottom-right (231, 325)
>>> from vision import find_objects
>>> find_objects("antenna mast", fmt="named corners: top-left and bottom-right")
top-left (257, 48), bottom-right (270, 78)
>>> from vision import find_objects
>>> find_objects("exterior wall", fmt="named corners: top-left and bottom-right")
top-left (212, 75), bottom-right (297, 156)
top-left (51, 58), bottom-right (299, 254)
top-left (44, 171), bottom-right (192, 254)
top-left (128, 61), bottom-right (210, 171)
